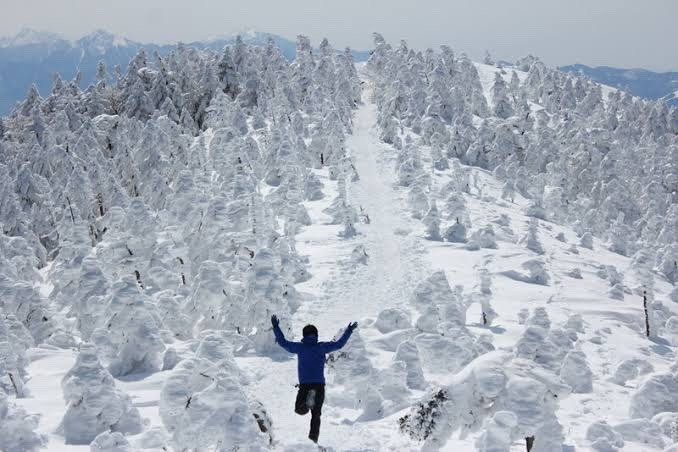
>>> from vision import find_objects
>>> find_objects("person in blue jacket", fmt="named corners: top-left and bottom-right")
top-left (271, 315), bottom-right (357, 443)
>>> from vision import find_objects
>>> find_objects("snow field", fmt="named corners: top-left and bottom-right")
top-left (1, 33), bottom-right (677, 452)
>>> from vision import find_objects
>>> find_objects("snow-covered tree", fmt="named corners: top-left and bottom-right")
top-left (422, 201), bottom-right (442, 241)
top-left (90, 276), bottom-right (165, 376)
top-left (160, 351), bottom-right (266, 450)
top-left (0, 391), bottom-right (47, 452)
top-left (521, 218), bottom-right (545, 254)
top-left (559, 349), bottom-right (593, 393)
top-left (59, 344), bottom-right (142, 444)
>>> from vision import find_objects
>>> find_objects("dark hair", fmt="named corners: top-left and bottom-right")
top-left (302, 324), bottom-right (318, 337)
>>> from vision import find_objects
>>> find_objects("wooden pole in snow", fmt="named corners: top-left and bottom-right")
top-left (643, 290), bottom-right (650, 338)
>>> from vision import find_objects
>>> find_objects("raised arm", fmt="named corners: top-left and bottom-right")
top-left (321, 322), bottom-right (358, 353)
top-left (271, 315), bottom-right (301, 354)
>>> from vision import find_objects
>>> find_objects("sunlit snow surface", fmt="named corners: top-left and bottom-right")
top-left (11, 64), bottom-right (677, 451)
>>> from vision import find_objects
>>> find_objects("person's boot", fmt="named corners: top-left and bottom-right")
top-left (306, 389), bottom-right (316, 409)
top-left (309, 433), bottom-right (318, 443)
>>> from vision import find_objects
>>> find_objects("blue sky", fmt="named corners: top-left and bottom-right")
top-left (1, 0), bottom-right (677, 71)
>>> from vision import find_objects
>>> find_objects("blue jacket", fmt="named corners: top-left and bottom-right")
top-left (272, 324), bottom-right (354, 384)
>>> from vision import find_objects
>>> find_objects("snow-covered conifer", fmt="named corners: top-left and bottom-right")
top-left (0, 313), bottom-right (32, 397)
top-left (443, 219), bottom-right (468, 243)
top-left (59, 344), bottom-right (142, 444)
top-left (159, 356), bottom-right (264, 450)
top-left (394, 340), bottom-right (426, 390)
top-left (580, 231), bottom-right (594, 250)
top-left (422, 201), bottom-right (442, 241)
top-left (559, 349), bottom-right (593, 393)
top-left (90, 276), bottom-right (165, 376)
top-left (478, 294), bottom-right (498, 327)
top-left (523, 259), bottom-right (550, 285)
top-left (351, 244), bottom-right (369, 265)
top-left (0, 392), bottom-right (46, 452)
top-left (469, 225), bottom-right (497, 249)
top-left (521, 218), bottom-right (544, 254)
top-left (408, 184), bottom-right (430, 220)
top-left (492, 73), bottom-right (514, 119)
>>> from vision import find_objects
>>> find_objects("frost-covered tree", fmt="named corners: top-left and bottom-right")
top-left (559, 349), bottom-right (593, 393)
top-left (521, 218), bottom-right (545, 254)
top-left (160, 351), bottom-right (266, 450)
top-left (394, 340), bottom-right (426, 390)
top-left (0, 391), bottom-right (47, 452)
top-left (0, 314), bottom-right (31, 397)
top-left (400, 349), bottom-right (570, 450)
top-left (90, 276), bottom-right (165, 376)
top-left (477, 269), bottom-right (497, 326)
top-left (59, 344), bottom-right (142, 444)
top-left (492, 73), bottom-right (514, 119)
top-left (443, 219), bottom-right (468, 243)
top-left (369, 36), bottom-right (677, 274)
top-left (423, 201), bottom-right (442, 241)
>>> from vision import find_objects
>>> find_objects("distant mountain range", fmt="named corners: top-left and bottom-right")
top-left (560, 64), bottom-right (678, 106)
top-left (1, 29), bottom-right (676, 115)
top-left (0, 28), bottom-right (371, 115)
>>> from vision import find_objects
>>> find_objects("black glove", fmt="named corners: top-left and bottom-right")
top-left (348, 321), bottom-right (358, 331)
top-left (271, 315), bottom-right (280, 328)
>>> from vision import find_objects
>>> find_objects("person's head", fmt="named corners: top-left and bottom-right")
top-left (302, 324), bottom-right (318, 338)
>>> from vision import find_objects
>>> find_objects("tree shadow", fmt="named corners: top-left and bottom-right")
top-left (469, 322), bottom-right (507, 334)
top-left (648, 336), bottom-right (674, 357)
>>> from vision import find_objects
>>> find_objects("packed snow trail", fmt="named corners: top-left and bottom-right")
top-left (239, 68), bottom-right (429, 451)
top-left (296, 74), bottom-right (429, 331)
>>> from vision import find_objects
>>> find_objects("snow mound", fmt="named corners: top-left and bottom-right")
top-left (90, 431), bottom-right (133, 452)
top-left (59, 344), bottom-right (142, 445)
top-left (629, 371), bottom-right (678, 419)
top-left (613, 418), bottom-right (665, 448)
top-left (559, 349), bottom-right (593, 393)
top-left (374, 308), bottom-right (412, 333)
top-left (586, 420), bottom-right (624, 451)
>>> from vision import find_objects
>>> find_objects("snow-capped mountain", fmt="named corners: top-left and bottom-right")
top-left (0, 28), bottom-right (370, 115)
top-left (0, 33), bottom-right (677, 451)
top-left (0, 27), bottom-right (65, 48)
top-left (0, 29), bottom-right (155, 116)
top-left (75, 29), bottom-right (132, 54)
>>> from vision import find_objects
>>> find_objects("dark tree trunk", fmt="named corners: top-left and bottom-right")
top-left (134, 270), bottom-right (144, 289)
top-left (526, 436), bottom-right (535, 451)
top-left (643, 290), bottom-right (650, 338)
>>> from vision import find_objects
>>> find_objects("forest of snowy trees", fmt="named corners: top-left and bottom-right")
top-left (366, 33), bottom-right (678, 451)
top-left (0, 30), bottom-right (676, 451)
top-left (368, 33), bottom-right (677, 278)
top-left (0, 35), bottom-right (362, 449)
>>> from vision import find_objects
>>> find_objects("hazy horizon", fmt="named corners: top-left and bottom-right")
top-left (1, 0), bottom-right (677, 71)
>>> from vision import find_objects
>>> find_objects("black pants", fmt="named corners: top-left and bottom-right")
top-left (294, 383), bottom-right (325, 442)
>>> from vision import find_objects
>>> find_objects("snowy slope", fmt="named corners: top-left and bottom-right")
top-left (10, 63), bottom-right (676, 452)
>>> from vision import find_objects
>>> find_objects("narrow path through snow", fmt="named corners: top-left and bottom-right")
top-left (296, 73), bottom-right (429, 331)
top-left (239, 69), bottom-right (429, 451)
